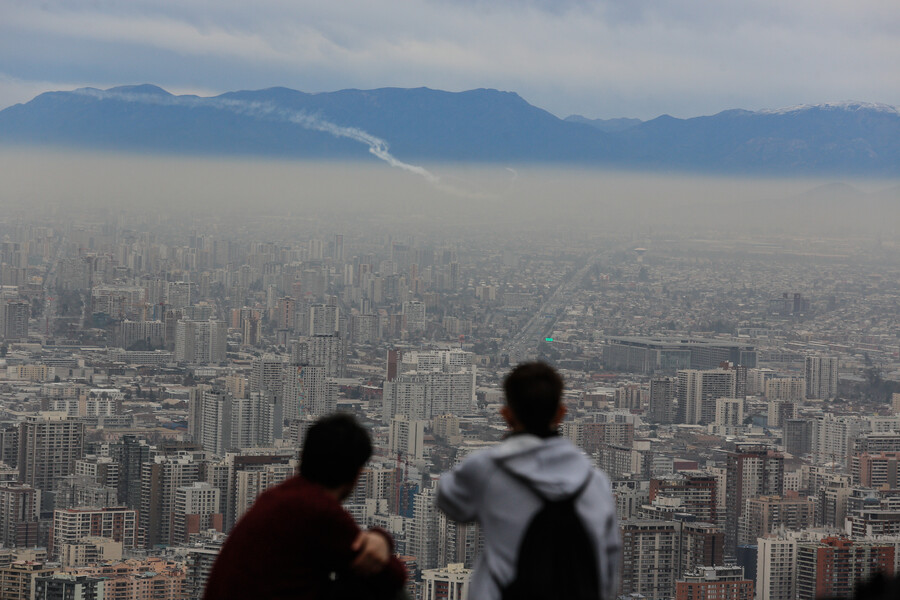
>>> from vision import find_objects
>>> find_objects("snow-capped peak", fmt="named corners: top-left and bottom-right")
top-left (759, 101), bottom-right (900, 116)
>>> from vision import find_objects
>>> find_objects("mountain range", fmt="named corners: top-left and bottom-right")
top-left (0, 84), bottom-right (898, 175)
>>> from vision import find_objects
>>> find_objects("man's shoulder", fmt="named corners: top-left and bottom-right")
top-left (250, 475), bottom-right (340, 516)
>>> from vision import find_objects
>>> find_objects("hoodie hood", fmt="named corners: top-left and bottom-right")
top-left (493, 434), bottom-right (594, 501)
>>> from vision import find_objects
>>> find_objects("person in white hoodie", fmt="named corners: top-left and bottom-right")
top-left (436, 362), bottom-right (621, 600)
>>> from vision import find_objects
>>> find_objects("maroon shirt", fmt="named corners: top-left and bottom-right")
top-left (204, 475), bottom-right (407, 600)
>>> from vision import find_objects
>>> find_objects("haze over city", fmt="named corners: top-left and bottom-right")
top-left (1, 1), bottom-right (900, 599)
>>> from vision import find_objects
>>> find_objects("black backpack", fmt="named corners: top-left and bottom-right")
top-left (493, 463), bottom-right (600, 600)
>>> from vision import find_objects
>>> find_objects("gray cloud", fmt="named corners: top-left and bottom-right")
top-left (1, 0), bottom-right (899, 118)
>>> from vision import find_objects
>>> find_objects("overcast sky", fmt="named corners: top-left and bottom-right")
top-left (1, 0), bottom-right (898, 119)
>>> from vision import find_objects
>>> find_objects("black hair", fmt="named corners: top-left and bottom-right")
top-left (503, 362), bottom-right (563, 437)
top-left (300, 413), bottom-right (373, 488)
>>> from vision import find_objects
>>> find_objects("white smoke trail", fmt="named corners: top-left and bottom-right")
top-left (74, 87), bottom-right (447, 187)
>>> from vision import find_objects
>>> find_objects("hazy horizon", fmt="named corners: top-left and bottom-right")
top-left (1, 149), bottom-right (898, 243)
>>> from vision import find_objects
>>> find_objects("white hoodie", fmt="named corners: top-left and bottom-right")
top-left (436, 433), bottom-right (621, 600)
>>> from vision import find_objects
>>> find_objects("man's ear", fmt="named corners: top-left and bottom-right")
top-left (552, 403), bottom-right (567, 427)
top-left (500, 405), bottom-right (520, 430)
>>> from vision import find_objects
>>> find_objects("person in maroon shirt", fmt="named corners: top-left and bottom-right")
top-left (204, 414), bottom-right (407, 600)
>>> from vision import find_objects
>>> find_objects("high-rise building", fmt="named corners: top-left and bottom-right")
top-left (805, 356), bottom-right (838, 400)
top-left (852, 451), bottom-right (900, 487)
top-left (249, 355), bottom-right (285, 395)
top-left (421, 563), bottom-right (470, 600)
top-left (675, 566), bottom-right (753, 600)
top-left (281, 365), bottom-right (335, 419)
top-left (275, 296), bottom-right (295, 331)
top-left (620, 520), bottom-right (681, 599)
top-left (0, 562), bottom-right (59, 600)
top-left (307, 303), bottom-right (339, 336)
top-left (615, 384), bottom-right (644, 411)
top-left (74, 456), bottom-right (119, 490)
top-left (57, 537), bottom-right (122, 568)
top-left (174, 319), bottom-right (227, 364)
top-left (49, 507), bottom-right (137, 559)
top-left (389, 415), bottom-right (427, 460)
top-left (293, 334), bottom-right (345, 377)
top-left (739, 496), bottom-right (814, 546)
top-left (0, 299), bottom-right (30, 340)
top-left (17, 414), bottom-right (85, 504)
top-left (411, 487), bottom-right (440, 570)
top-left (69, 558), bottom-right (186, 600)
top-left (189, 388), bottom-right (280, 455)
top-left (765, 377), bottom-right (806, 402)
top-left (725, 446), bottom-right (784, 556)
top-left (184, 537), bottom-right (224, 600)
top-left (796, 536), bottom-right (894, 600)
top-left (649, 376), bottom-right (676, 424)
top-left (383, 350), bottom-right (476, 421)
top-left (715, 397), bottom-right (744, 427)
top-left (172, 482), bottom-right (223, 545)
top-left (140, 453), bottom-right (202, 547)
top-left (164, 281), bottom-right (193, 309)
top-left (0, 484), bottom-right (39, 547)
top-left (756, 534), bottom-right (797, 600)
top-left (784, 419), bottom-right (813, 458)
top-left (649, 471), bottom-right (719, 525)
top-left (110, 435), bottom-right (150, 509)
top-left (811, 414), bottom-right (865, 466)
top-left (34, 573), bottom-right (104, 600)
top-left (816, 475), bottom-right (852, 528)
top-left (230, 457), bottom-right (296, 531)
top-left (401, 300), bottom-right (426, 333)
top-left (677, 368), bottom-right (736, 425)
top-left (681, 522), bottom-right (725, 573)
top-left (118, 319), bottom-right (165, 350)
top-left (332, 234), bottom-right (344, 262)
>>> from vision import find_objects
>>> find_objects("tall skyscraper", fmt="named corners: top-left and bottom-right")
top-left (676, 566), bottom-right (753, 600)
top-left (190, 388), bottom-right (279, 455)
top-left (620, 520), bottom-right (681, 599)
top-left (401, 300), bottom-right (426, 333)
top-left (756, 534), bottom-right (797, 600)
top-left (249, 354), bottom-right (285, 395)
top-left (172, 482), bottom-right (223, 544)
top-left (293, 334), bottom-right (345, 377)
top-left (411, 486), bottom-right (440, 571)
top-left (649, 471), bottom-right (719, 525)
top-left (421, 563), bottom-right (470, 600)
top-left (677, 368), bottom-right (736, 425)
top-left (174, 319), bottom-right (227, 364)
top-left (140, 453), bottom-right (202, 547)
top-left (796, 536), bottom-right (894, 600)
top-left (307, 303), bottom-right (339, 336)
top-left (0, 299), bottom-right (30, 340)
top-left (389, 415), bottom-right (427, 460)
top-left (805, 356), bottom-right (838, 399)
top-left (281, 365), bottom-right (335, 419)
top-left (17, 414), bottom-right (84, 505)
top-left (49, 507), bottom-right (137, 559)
top-left (0, 484), bottom-right (39, 547)
top-left (110, 435), bottom-right (151, 509)
top-left (725, 446), bottom-right (784, 556)
top-left (649, 376), bottom-right (676, 424)
top-left (383, 350), bottom-right (476, 421)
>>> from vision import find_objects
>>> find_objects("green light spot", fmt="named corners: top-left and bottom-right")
top-left (545, 337), bottom-right (554, 342)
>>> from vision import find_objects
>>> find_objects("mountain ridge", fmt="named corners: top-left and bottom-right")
top-left (1, 84), bottom-right (898, 175)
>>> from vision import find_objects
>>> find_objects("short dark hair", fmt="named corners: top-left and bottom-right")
top-left (503, 362), bottom-right (564, 436)
top-left (300, 414), bottom-right (372, 487)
